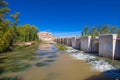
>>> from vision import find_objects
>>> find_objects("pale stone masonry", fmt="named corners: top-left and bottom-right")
top-left (66, 37), bottom-right (72, 46)
top-left (71, 37), bottom-right (76, 48)
top-left (71, 37), bottom-right (81, 49)
top-left (56, 34), bottom-right (120, 60)
top-left (61, 38), bottom-right (64, 44)
top-left (75, 37), bottom-right (81, 49)
top-left (91, 37), bottom-right (99, 53)
top-left (99, 34), bottom-right (118, 59)
top-left (115, 38), bottom-right (120, 59)
top-left (64, 38), bottom-right (67, 45)
top-left (81, 36), bottom-right (92, 52)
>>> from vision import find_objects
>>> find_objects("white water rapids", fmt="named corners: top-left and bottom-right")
top-left (66, 49), bottom-right (118, 72)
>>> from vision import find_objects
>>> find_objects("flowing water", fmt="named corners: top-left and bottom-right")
top-left (0, 43), bottom-right (117, 80)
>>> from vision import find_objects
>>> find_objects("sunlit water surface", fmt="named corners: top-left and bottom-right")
top-left (0, 44), bottom-right (117, 80)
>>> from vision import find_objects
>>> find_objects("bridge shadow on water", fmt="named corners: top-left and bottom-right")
top-left (85, 69), bottom-right (120, 80)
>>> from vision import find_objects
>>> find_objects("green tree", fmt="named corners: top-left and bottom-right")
top-left (82, 26), bottom-right (89, 36)
top-left (111, 26), bottom-right (118, 34)
top-left (0, 0), bottom-right (10, 21)
top-left (81, 25), bottom-right (120, 38)
top-left (92, 27), bottom-right (100, 38)
top-left (0, 0), bottom-right (19, 53)
top-left (100, 25), bottom-right (111, 34)
top-left (17, 24), bottom-right (39, 42)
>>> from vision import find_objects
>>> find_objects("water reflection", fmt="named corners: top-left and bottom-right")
top-left (44, 60), bottom-right (56, 62)
top-left (35, 62), bottom-right (48, 67)
top-left (37, 44), bottom-right (58, 55)
top-left (36, 44), bottom-right (58, 67)
top-left (47, 55), bottom-right (57, 58)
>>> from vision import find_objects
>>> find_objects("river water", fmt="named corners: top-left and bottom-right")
top-left (0, 43), bottom-right (117, 80)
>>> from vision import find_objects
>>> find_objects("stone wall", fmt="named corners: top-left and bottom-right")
top-left (75, 37), bottom-right (81, 49)
top-left (63, 38), bottom-right (66, 45)
top-left (71, 37), bottom-right (81, 49)
top-left (81, 36), bottom-right (91, 52)
top-left (91, 38), bottom-right (99, 53)
top-left (56, 34), bottom-right (120, 60)
top-left (66, 38), bottom-right (72, 46)
top-left (99, 34), bottom-right (117, 59)
top-left (71, 37), bottom-right (76, 48)
top-left (61, 38), bottom-right (64, 44)
top-left (115, 38), bottom-right (120, 59)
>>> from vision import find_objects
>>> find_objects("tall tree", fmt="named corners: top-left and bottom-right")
top-left (111, 26), bottom-right (118, 34)
top-left (81, 25), bottom-right (120, 38)
top-left (0, 0), bottom-right (19, 53)
top-left (92, 27), bottom-right (100, 38)
top-left (17, 24), bottom-right (38, 42)
top-left (0, 0), bottom-right (10, 21)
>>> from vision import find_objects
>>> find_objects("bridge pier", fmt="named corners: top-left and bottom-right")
top-left (56, 34), bottom-right (120, 60)
top-left (61, 38), bottom-right (64, 44)
top-left (71, 37), bottom-right (76, 48)
top-left (71, 37), bottom-right (81, 49)
top-left (99, 34), bottom-right (118, 59)
top-left (75, 37), bottom-right (81, 49)
top-left (91, 37), bottom-right (99, 53)
top-left (66, 37), bottom-right (72, 46)
top-left (115, 38), bottom-right (120, 59)
top-left (64, 38), bottom-right (67, 45)
top-left (80, 36), bottom-right (92, 52)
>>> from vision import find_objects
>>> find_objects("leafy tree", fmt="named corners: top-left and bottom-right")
top-left (17, 24), bottom-right (39, 42)
top-left (0, 22), bottom-right (14, 52)
top-left (117, 29), bottom-right (120, 37)
top-left (0, 0), bottom-right (19, 53)
top-left (81, 25), bottom-right (120, 38)
top-left (0, 0), bottom-right (10, 21)
top-left (111, 26), bottom-right (118, 34)
top-left (100, 25), bottom-right (111, 34)
top-left (82, 26), bottom-right (89, 36)
top-left (92, 27), bottom-right (100, 38)
top-left (0, 0), bottom-right (39, 53)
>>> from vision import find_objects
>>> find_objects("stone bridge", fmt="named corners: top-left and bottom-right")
top-left (56, 34), bottom-right (120, 60)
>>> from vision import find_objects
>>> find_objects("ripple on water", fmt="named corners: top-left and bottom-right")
top-left (44, 60), bottom-right (56, 63)
top-left (47, 55), bottom-right (57, 58)
top-left (39, 52), bottom-right (49, 56)
top-left (35, 62), bottom-right (48, 67)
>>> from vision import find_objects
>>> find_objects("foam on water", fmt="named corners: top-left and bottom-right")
top-left (66, 49), bottom-right (78, 53)
top-left (71, 52), bottom-right (116, 72)
top-left (90, 60), bottom-right (115, 72)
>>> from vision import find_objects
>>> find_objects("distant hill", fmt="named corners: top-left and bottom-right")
top-left (37, 32), bottom-right (56, 42)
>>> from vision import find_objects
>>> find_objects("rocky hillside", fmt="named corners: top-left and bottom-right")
top-left (37, 32), bottom-right (56, 42)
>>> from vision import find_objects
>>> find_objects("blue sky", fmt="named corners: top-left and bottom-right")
top-left (7, 0), bottom-right (120, 33)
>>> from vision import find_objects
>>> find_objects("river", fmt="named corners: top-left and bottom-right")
top-left (0, 43), bottom-right (116, 80)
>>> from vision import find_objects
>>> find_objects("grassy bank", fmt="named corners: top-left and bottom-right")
top-left (56, 43), bottom-right (67, 50)
top-left (0, 44), bottom-right (38, 75)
